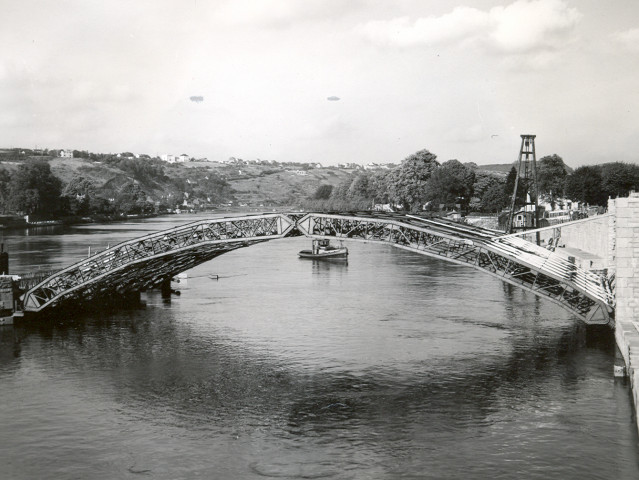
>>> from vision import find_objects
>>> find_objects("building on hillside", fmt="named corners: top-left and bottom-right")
top-left (59, 149), bottom-right (73, 158)
top-left (364, 163), bottom-right (391, 170)
top-left (373, 204), bottom-right (394, 212)
top-left (160, 154), bottom-right (175, 163)
top-left (178, 154), bottom-right (190, 163)
top-left (337, 163), bottom-right (357, 169)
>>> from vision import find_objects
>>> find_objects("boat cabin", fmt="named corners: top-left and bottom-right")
top-left (312, 239), bottom-right (331, 254)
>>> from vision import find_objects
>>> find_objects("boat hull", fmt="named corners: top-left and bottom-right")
top-left (298, 248), bottom-right (348, 260)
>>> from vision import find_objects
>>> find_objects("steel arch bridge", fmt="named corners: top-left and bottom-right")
top-left (20, 212), bottom-right (615, 325)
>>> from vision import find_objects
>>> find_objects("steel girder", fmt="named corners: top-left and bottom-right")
top-left (296, 213), bottom-right (614, 325)
top-left (22, 214), bottom-right (298, 312)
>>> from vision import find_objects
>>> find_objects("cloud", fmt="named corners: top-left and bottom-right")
top-left (356, 7), bottom-right (489, 48)
top-left (489, 0), bottom-right (581, 53)
top-left (356, 0), bottom-right (581, 56)
top-left (327, 96), bottom-right (340, 101)
top-left (612, 28), bottom-right (639, 52)
top-left (190, 96), bottom-right (205, 103)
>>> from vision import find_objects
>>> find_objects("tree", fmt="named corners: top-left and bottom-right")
top-left (537, 154), bottom-right (568, 202)
top-left (8, 159), bottom-right (62, 215)
top-left (503, 166), bottom-right (526, 210)
top-left (116, 182), bottom-right (151, 214)
top-left (473, 171), bottom-right (500, 199)
top-left (347, 173), bottom-right (372, 199)
top-left (63, 175), bottom-right (97, 197)
top-left (600, 162), bottom-right (639, 199)
top-left (313, 184), bottom-right (333, 200)
top-left (388, 149), bottom-right (439, 211)
top-left (369, 169), bottom-right (392, 204)
top-left (0, 168), bottom-right (11, 214)
top-left (564, 166), bottom-right (606, 205)
top-left (62, 176), bottom-right (98, 216)
top-left (424, 159), bottom-right (475, 210)
top-left (480, 179), bottom-right (508, 213)
top-left (88, 197), bottom-right (116, 215)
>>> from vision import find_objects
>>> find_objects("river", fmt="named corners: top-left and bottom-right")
top-left (0, 214), bottom-right (638, 479)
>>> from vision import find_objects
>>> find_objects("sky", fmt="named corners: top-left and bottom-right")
top-left (1, 0), bottom-right (638, 167)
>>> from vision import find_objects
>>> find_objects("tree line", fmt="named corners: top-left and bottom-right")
top-left (1, 152), bottom-right (637, 221)
top-left (306, 149), bottom-right (639, 213)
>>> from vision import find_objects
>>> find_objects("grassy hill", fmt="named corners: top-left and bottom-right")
top-left (478, 163), bottom-right (516, 175)
top-left (7, 156), bottom-right (354, 208)
top-left (478, 161), bottom-right (573, 176)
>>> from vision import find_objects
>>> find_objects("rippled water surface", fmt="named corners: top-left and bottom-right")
top-left (0, 215), bottom-right (638, 479)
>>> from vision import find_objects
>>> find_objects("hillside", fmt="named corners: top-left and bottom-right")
top-left (23, 156), bottom-right (355, 208)
top-left (0, 155), bottom-right (578, 216)
top-left (479, 163), bottom-right (515, 175)
top-left (479, 161), bottom-right (574, 176)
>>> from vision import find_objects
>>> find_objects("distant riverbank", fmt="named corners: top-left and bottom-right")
top-left (0, 212), bottom-right (161, 232)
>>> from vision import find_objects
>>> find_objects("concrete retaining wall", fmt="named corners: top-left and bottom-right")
top-left (516, 215), bottom-right (610, 271)
top-left (558, 215), bottom-right (609, 266)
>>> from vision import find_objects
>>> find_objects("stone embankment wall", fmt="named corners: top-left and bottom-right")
top-left (515, 215), bottom-right (610, 271)
top-left (557, 215), bottom-right (609, 266)
top-left (608, 193), bottom-right (639, 434)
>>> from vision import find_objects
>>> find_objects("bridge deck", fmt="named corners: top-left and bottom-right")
top-left (19, 212), bottom-right (614, 324)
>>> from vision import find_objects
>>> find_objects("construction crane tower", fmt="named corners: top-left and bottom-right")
top-left (506, 134), bottom-right (541, 244)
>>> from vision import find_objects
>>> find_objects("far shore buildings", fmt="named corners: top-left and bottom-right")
top-left (364, 162), bottom-right (392, 170)
top-left (160, 153), bottom-right (191, 163)
top-left (59, 149), bottom-right (73, 158)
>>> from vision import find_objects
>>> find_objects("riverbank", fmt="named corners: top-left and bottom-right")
top-left (0, 213), bottom-right (163, 232)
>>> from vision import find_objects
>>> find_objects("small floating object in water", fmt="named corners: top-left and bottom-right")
top-left (298, 239), bottom-right (348, 260)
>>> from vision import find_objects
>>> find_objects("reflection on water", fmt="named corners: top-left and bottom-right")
top-left (0, 216), bottom-right (637, 479)
top-left (310, 258), bottom-right (348, 274)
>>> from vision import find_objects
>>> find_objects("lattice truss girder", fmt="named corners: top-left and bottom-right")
top-left (22, 211), bottom-right (614, 325)
top-left (22, 214), bottom-right (297, 312)
top-left (296, 213), bottom-right (613, 324)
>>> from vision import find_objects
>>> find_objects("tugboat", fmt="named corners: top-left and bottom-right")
top-left (298, 239), bottom-right (348, 260)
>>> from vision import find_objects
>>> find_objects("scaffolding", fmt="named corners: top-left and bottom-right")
top-left (506, 134), bottom-right (540, 244)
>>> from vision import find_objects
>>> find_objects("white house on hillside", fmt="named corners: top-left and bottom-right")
top-left (160, 153), bottom-right (190, 163)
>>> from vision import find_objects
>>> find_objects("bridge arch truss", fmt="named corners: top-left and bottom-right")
top-left (21, 212), bottom-right (614, 324)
